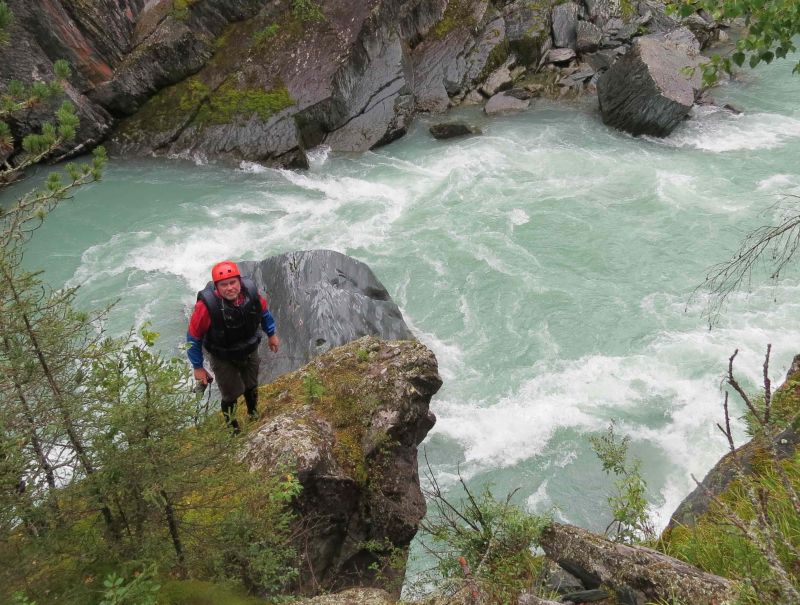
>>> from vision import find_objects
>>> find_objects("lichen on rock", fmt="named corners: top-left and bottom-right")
top-left (242, 336), bottom-right (441, 594)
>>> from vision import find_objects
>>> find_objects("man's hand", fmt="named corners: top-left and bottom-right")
top-left (194, 367), bottom-right (212, 384)
top-left (268, 334), bottom-right (280, 353)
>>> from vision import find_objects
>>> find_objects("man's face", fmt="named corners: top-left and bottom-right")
top-left (216, 276), bottom-right (241, 302)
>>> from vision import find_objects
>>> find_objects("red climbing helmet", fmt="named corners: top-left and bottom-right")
top-left (211, 261), bottom-right (241, 283)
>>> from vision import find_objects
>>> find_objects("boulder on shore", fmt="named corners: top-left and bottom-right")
top-left (239, 250), bottom-right (413, 385)
top-left (597, 28), bottom-right (703, 137)
top-left (484, 89), bottom-right (531, 114)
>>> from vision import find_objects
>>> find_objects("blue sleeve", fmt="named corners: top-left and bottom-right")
top-left (186, 332), bottom-right (204, 368)
top-left (261, 309), bottom-right (276, 337)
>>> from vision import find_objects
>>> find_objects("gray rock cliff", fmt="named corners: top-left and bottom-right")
top-left (239, 250), bottom-right (414, 385)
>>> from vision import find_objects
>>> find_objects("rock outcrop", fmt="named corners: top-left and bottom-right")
top-left (597, 28), bottom-right (703, 137)
top-left (239, 250), bottom-right (413, 385)
top-left (540, 522), bottom-right (737, 605)
top-left (243, 336), bottom-right (441, 593)
top-left (1, 0), bottom-right (724, 167)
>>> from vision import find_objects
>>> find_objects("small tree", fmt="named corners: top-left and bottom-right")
top-left (590, 422), bottom-right (657, 544)
top-left (413, 453), bottom-right (550, 603)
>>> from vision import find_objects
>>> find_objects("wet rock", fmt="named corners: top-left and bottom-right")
top-left (552, 2), bottom-right (581, 49)
top-left (503, 0), bottom-right (551, 66)
top-left (584, 48), bottom-right (622, 72)
top-left (584, 0), bottom-right (615, 21)
top-left (639, 0), bottom-right (681, 34)
top-left (560, 588), bottom-right (611, 602)
top-left (464, 12), bottom-right (508, 88)
top-left (597, 28), bottom-right (703, 137)
top-left (239, 250), bottom-right (414, 385)
top-left (681, 11), bottom-right (718, 49)
top-left (484, 89), bottom-right (530, 114)
top-left (546, 47), bottom-right (577, 64)
top-left (411, 1), bottom-right (495, 113)
top-left (429, 121), bottom-right (481, 139)
top-left (244, 336), bottom-right (441, 593)
top-left (576, 20), bottom-right (603, 53)
top-left (601, 17), bottom-right (640, 48)
top-left (559, 65), bottom-right (595, 88)
top-left (546, 562), bottom-right (586, 595)
top-left (480, 55), bottom-right (515, 96)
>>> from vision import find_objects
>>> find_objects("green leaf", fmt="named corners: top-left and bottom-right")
top-left (732, 51), bottom-right (745, 67)
top-left (749, 53), bottom-right (761, 68)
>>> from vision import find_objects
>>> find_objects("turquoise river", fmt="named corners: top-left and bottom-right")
top-left (3, 57), bottom-right (800, 568)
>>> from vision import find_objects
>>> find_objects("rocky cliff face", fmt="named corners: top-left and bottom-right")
top-left (1, 0), bottom-right (718, 168)
top-left (244, 336), bottom-right (441, 593)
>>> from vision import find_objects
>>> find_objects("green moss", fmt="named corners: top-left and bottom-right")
top-left (510, 35), bottom-right (544, 67)
top-left (172, 0), bottom-right (199, 20)
top-left (431, 0), bottom-right (476, 40)
top-left (258, 341), bottom-right (391, 485)
top-left (117, 76), bottom-right (208, 138)
top-left (178, 78), bottom-right (210, 113)
top-left (619, 0), bottom-right (637, 22)
top-left (291, 0), bottom-right (325, 23)
top-left (194, 80), bottom-right (294, 126)
top-left (158, 579), bottom-right (266, 604)
top-left (479, 40), bottom-right (510, 82)
top-left (252, 23), bottom-right (280, 49)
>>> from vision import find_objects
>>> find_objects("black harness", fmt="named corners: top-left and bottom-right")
top-left (197, 277), bottom-right (262, 360)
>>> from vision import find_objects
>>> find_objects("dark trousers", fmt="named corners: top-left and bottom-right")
top-left (207, 349), bottom-right (260, 429)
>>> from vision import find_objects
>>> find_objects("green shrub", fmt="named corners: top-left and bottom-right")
top-left (252, 24), bottom-right (280, 49)
top-left (291, 0), bottom-right (324, 23)
top-left (414, 471), bottom-right (551, 603)
top-left (590, 422), bottom-right (656, 544)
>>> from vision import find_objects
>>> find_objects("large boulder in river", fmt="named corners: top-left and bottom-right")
top-left (243, 336), bottom-right (441, 593)
top-left (239, 250), bottom-right (414, 384)
top-left (597, 28), bottom-right (703, 137)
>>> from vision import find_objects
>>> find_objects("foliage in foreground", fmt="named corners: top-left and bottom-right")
top-left (0, 15), bottom-right (299, 599)
top-left (668, 0), bottom-right (800, 82)
top-left (412, 458), bottom-right (551, 604)
top-left (663, 346), bottom-right (800, 605)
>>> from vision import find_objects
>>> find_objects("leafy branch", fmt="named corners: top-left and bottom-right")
top-left (668, 0), bottom-right (800, 83)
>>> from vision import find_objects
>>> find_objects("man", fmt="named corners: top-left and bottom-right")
top-left (187, 261), bottom-right (279, 432)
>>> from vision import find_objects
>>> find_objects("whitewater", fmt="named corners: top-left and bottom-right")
top-left (4, 57), bottom-right (800, 539)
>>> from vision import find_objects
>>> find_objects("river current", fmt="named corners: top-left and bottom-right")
top-left (5, 58), bottom-right (800, 546)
